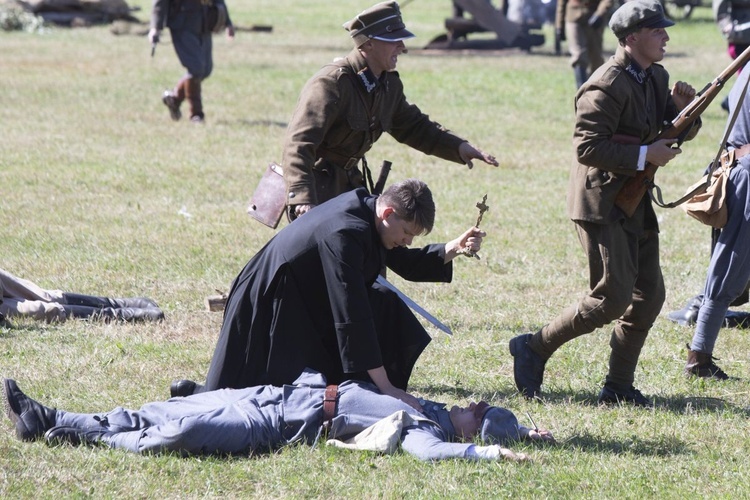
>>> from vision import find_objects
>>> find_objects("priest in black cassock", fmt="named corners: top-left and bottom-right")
top-left (171, 179), bottom-right (485, 410)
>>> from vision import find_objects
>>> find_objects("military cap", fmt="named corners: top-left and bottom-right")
top-left (473, 402), bottom-right (521, 444)
top-left (609, 0), bottom-right (674, 40)
top-left (343, 1), bottom-right (415, 47)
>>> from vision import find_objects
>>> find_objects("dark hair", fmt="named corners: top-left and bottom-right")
top-left (378, 179), bottom-right (435, 234)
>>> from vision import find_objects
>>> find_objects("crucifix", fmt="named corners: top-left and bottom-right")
top-left (459, 194), bottom-right (489, 259)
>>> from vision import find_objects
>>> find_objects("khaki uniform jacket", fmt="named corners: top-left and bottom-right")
top-left (556, 0), bottom-right (613, 28)
top-left (282, 49), bottom-right (466, 207)
top-left (567, 45), bottom-right (699, 226)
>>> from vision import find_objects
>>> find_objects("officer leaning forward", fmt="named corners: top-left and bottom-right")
top-left (281, 1), bottom-right (499, 220)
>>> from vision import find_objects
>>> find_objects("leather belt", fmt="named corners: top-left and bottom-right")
top-left (317, 149), bottom-right (361, 171)
top-left (322, 384), bottom-right (338, 429)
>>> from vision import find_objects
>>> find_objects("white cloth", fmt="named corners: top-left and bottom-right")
top-left (326, 410), bottom-right (434, 454)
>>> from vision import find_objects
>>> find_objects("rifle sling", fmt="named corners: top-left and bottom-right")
top-left (648, 73), bottom-right (750, 209)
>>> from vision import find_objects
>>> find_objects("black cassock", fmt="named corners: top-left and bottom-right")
top-left (201, 188), bottom-right (452, 391)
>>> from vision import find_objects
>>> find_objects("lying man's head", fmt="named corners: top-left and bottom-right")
top-left (448, 401), bottom-right (521, 443)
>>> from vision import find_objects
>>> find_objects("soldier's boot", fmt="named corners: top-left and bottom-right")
top-left (685, 346), bottom-right (730, 380)
top-left (3, 378), bottom-right (57, 441)
top-left (62, 305), bottom-right (164, 323)
top-left (62, 293), bottom-right (160, 310)
top-left (45, 426), bottom-right (114, 447)
top-left (573, 64), bottom-right (588, 89)
top-left (185, 77), bottom-right (204, 123)
top-left (667, 295), bottom-right (702, 326)
top-left (162, 76), bottom-right (188, 121)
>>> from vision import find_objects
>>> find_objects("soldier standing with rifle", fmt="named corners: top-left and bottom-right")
top-left (282, 1), bottom-right (498, 220)
top-left (509, 0), bottom-right (700, 407)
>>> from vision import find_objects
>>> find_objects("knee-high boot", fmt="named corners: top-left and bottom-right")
top-left (185, 77), bottom-right (204, 122)
top-left (63, 304), bottom-right (164, 323)
top-left (61, 293), bottom-right (160, 310)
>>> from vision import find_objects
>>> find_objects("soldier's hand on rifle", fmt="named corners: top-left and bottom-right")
top-left (148, 28), bottom-right (160, 45)
top-left (671, 81), bottom-right (697, 111)
top-left (226, 24), bottom-right (235, 40)
top-left (646, 139), bottom-right (681, 167)
top-left (293, 203), bottom-right (316, 218)
top-left (458, 142), bottom-right (498, 169)
top-left (444, 227), bottom-right (486, 262)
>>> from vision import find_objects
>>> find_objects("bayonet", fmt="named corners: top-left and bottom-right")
top-left (375, 275), bottom-right (452, 336)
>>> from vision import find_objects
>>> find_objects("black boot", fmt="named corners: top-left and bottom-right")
top-left (2, 378), bottom-right (57, 441)
top-left (63, 304), bottom-right (164, 323)
top-left (170, 379), bottom-right (203, 398)
top-left (62, 293), bottom-right (160, 310)
top-left (45, 425), bottom-right (114, 447)
top-left (666, 295), bottom-right (702, 326)
top-left (185, 77), bottom-right (205, 122)
top-left (113, 307), bottom-right (165, 322)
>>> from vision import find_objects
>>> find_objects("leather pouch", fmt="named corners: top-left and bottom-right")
top-left (247, 162), bottom-right (286, 229)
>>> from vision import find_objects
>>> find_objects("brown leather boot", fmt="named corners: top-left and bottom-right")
top-left (161, 77), bottom-right (189, 121)
top-left (685, 345), bottom-right (729, 380)
top-left (162, 77), bottom-right (188, 121)
top-left (185, 77), bottom-right (204, 122)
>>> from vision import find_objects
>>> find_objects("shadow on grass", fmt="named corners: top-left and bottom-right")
top-left (562, 431), bottom-right (690, 457)
top-left (0, 322), bottom-right (44, 339)
top-left (216, 119), bottom-right (288, 128)
top-left (502, 389), bottom-right (750, 417)
top-left (410, 382), bottom-right (516, 402)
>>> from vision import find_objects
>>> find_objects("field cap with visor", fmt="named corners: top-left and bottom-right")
top-left (473, 402), bottom-right (521, 444)
top-left (343, 1), bottom-right (415, 47)
top-left (609, 0), bottom-right (674, 40)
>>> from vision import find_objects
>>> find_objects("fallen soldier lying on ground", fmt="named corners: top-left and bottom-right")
top-left (0, 268), bottom-right (164, 324)
top-left (3, 368), bottom-right (554, 462)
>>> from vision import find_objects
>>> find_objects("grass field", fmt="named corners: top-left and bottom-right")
top-left (2, 0), bottom-right (749, 497)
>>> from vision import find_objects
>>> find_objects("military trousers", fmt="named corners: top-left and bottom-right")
top-left (529, 219), bottom-right (665, 387)
top-left (692, 157), bottom-right (750, 354)
top-left (565, 20), bottom-right (604, 75)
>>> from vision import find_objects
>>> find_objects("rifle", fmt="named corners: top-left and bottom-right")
top-left (614, 45), bottom-right (750, 217)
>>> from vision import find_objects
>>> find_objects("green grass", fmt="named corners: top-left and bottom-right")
top-left (1, 0), bottom-right (748, 497)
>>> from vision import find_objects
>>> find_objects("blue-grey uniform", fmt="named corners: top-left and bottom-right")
top-left (150, 0), bottom-right (231, 121)
top-left (691, 68), bottom-right (750, 354)
top-left (50, 370), bottom-right (484, 461)
top-left (151, 0), bottom-right (224, 80)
